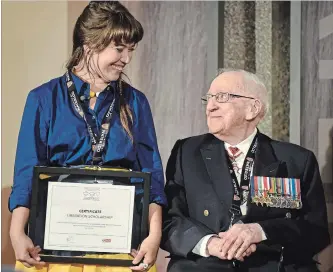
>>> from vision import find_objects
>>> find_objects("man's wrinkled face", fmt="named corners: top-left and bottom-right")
top-left (206, 72), bottom-right (255, 137)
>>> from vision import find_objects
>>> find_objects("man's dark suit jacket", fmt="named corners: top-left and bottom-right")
top-left (161, 133), bottom-right (330, 272)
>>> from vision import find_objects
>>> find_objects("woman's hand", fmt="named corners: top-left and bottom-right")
top-left (129, 233), bottom-right (161, 271)
top-left (10, 232), bottom-right (45, 268)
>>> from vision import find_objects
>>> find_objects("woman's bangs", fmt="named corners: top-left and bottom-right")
top-left (108, 18), bottom-right (143, 45)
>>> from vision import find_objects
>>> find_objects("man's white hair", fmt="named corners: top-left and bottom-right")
top-left (216, 68), bottom-right (269, 118)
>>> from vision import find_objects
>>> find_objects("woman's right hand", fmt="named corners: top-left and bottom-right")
top-left (11, 232), bottom-right (46, 268)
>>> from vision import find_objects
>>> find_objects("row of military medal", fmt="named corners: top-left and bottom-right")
top-left (250, 176), bottom-right (302, 209)
top-left (251, 193), bottom-right (302, 209)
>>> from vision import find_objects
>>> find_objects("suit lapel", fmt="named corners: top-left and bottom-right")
top-left (200, 135), bottom-right (234, 209)
top-left (253, 133), bottom-right (281, 177)
top-left (244, 133), bottom-right (287, 218)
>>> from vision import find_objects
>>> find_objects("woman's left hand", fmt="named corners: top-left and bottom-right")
top-left (129, 233), bottom-right (161, 271)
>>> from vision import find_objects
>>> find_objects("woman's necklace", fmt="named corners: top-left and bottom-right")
top-left (89, 90), bottom-right (100, 98)
top-left (72, 68), bottom-right (105, 100)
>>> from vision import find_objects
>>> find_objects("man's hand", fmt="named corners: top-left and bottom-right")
top-left (207, 236), bottom-right (256, 262)
top-left (240, 244), bottom-right (257, 259)
top-left (218, 223), bottom-right (263, 260)
top-left (207, 237), bottom-right (226, 259)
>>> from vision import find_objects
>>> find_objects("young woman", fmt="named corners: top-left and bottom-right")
top-left (9, 2), bottom-right (166, 271)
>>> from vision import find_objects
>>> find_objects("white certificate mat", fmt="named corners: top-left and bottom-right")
top-left (44, 182), bottom-right (135, 253)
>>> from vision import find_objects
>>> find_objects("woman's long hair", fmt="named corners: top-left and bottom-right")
top-left (67, 1), bottom-right (144, 141)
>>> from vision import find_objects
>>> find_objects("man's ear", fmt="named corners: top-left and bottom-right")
top-left (245, 99), bottom-right (262, 121)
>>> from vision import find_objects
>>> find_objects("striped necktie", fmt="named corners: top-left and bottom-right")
top-left (228, 147), bottom-right (242, 175)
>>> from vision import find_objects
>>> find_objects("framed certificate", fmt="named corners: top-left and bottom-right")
top-left (28, 166), bottom-right (151, 266)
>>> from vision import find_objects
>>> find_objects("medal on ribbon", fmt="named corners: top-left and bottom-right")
top-left (250, 176), bottom-right (260, 205)
top-left (251, 176), bottom-right (302, 209)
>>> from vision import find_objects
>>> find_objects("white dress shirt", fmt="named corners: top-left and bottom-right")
top-left (192, 128), bottom-right (266, 257)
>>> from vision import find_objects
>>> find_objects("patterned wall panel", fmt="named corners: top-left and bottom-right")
top-left (301, 2), bottom-right (333, 271)
top-left (223, 1), bottom-right (290, 141)
top-left (301, 1), bottom-right (333, 155)
top-left (122, 1), bottom-right (218, 174)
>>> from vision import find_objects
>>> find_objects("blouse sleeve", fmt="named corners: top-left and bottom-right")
top-left (135, 93), bottom-right (167, 207)
top-left (9, 90), bottom-right (49, 212)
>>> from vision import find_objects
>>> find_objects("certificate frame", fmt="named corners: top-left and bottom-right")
top-left (28, 166), bottom-right (151, 266)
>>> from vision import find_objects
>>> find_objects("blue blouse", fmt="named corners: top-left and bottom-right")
top-left (9, 72), bottom-right (167, 212)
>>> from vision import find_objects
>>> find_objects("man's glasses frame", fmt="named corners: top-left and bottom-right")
top-left (201, 92), bottom-right (255, 105)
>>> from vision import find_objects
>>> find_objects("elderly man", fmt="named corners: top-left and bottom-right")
top-left (161, 69), bottom-right (330, 272)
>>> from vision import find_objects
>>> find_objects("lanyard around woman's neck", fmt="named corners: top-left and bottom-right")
top-left (65, 70), bottom-right (116, 165)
